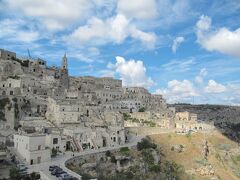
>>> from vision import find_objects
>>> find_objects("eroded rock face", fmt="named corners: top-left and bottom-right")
top-left (196, 165), bottom-right (215, 176)
top-left (152, 149), bottom-right (160, 164)
top-left (0, 60), bottom-right (23, 76)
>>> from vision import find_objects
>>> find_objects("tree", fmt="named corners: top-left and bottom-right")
top-left (9, 167), bottom-right (20, 180)
top-left (137, 138), bottom-right (157, 151)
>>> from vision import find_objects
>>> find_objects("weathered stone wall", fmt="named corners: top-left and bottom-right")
top-left (126, 127), bottom-right (174, 136)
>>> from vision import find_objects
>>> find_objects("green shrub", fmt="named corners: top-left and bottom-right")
top-left (81, 173), bottom-right (95, 180)
top-left (138, 107), bottom-right (145, 112)
top-left (9, 167), bottom-right (20, 180)
top-left (123, 113), bottom-right (131, 121)
top-left (105, 150), bottom-right (111, 157)
top-left (111, 155), bottom-right (117, 163)
top-left (137, 138), bottom-right (157, 151)
top-left (0, 98), bottom-right (10, 109)
top-left (150, 164), bottom-right (161, 172)
top-left (120, 147), bottom-right (129, 153)
top-left (30, 172), bottom-right (41, 180)
top-left (162, 161), bottom-right (185, 180)
top-left (131, 118), bottom-right (140, 123)
top-left (142, 149), bottom-right (154, 165)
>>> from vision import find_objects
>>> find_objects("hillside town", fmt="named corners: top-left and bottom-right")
top-left (0, 48), bottom-right (214, 179)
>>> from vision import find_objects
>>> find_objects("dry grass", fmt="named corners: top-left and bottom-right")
top-left (150, 130), bottom-right (240, 180)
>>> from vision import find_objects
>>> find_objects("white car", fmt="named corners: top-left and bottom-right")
top-left (17, 164), bottom-right (28, 171)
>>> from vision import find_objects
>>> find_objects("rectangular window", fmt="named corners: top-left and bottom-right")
top-left (38, 145), bottom-right (41, 150)
top-left (53, 138), bottom-right (58, 144)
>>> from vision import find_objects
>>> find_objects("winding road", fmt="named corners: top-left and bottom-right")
top-left (27, 136), bottom-right (143, 180)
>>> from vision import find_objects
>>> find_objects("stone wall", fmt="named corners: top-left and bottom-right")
top-left (125, 127), bottom-right (174, 136)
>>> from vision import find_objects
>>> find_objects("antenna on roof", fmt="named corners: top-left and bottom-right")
top-left (27, 49), bottom-right (31, 59)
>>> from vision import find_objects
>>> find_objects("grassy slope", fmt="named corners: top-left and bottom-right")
top-left (150, 131), bottom-right (240, 180)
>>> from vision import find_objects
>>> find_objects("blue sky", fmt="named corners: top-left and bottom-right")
top-left (0, 0), bottom-right (240, 105)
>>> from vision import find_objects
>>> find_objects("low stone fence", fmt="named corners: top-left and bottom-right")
top-left (125, 127), bottom-right (174, 136)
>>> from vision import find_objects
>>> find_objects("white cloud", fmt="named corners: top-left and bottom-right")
top-left (0, 19), bottom-right (39, 43)
top-left (195, 68), bottom-right (207, 84)
top-left (196, 15), bottom-right (211, 31)
top-left (130, 27), bottom-right (157, 49)
top-left (196, 15), bottom-right (240, 57)
top-left (4, 0), bottom-right (94, 31)
top-left (156, 0), bottom-right (192, 27)
top-left (155, 77), bottom-right (239, 105)
top-left (108, 56), bottom-right (155, 88)
top-left (65, 47), bottom-right (101, 63)
top-left (66, 14), bottom-right (128, 45)
top-left (172, 36), bottom-right (184, 53)
top-left (117, 0), bottom-right (158, 20)
top-left (162, 58), bottom-right (195, 72)
top-left (204, 80), bottom-right (226, 93)
top-left (66, 14), bottom-right (156, 48)
top-left (155, 80), bottom-right (198, 103)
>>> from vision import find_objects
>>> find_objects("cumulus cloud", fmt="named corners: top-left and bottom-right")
top-left (108, 56), bottom-right (155, 88)
top-left (196, 15), bottom-right (240, 57)
top-left (155, 80), bottom-right (198, 103)
top-left (67, 14), bottom-right (128, 45)
top-left (66, 14), bottom-right (156, 48)
top-left (195, 68), bottom-right (207, 84)
top-left (117, 0), bottom-right (158, 20)
top-left (4, 0), bottom-right (94, 31)
top-left (172, 36), bottom-right (184, 53)
top-left (204, 80), bottom-right (226, 93)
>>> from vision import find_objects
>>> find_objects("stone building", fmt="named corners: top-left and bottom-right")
top-left (0, 48), bottom-right (214, 157)
top-left (13, 133), bottom-right (51, 165)
top-left (175, 111), bottom-right (213, 131)
top-left (0, 49), bottom-right (16, 60)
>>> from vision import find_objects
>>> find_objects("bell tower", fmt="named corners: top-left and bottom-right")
top-left (59, 53), bottom-right (69, 90)
top-left (62, 53), bottom-right (68, 71)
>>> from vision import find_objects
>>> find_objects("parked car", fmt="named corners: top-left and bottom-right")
top-left (19, 169), bottom-right (28, 176)
top-left (62, 176), bottom-right (79, 180)
top-left (51, 168), bottom-right (64, 176)
top-left (56, 171), bottom-right (67, 177)
top-left (51, 168), bottom-right (61, 176)
top-left (58, 173), bottom-right (72, 179)
top-left (49, 165), bottom-right (59, 171)
top-left (17, 164), bottom-right (28, 171)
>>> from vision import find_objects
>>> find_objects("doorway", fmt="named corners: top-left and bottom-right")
top-left (66, 141), bottom-right (71, 151)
